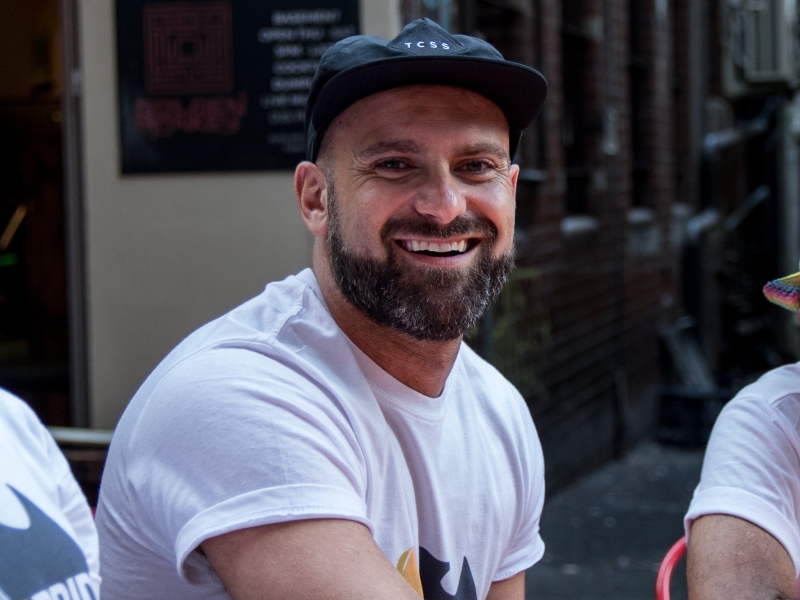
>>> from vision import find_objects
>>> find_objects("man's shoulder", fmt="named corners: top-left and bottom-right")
top-left (149, 269), bottom-right (328, 380)
top-left (114, 269), bottom-right (341, 431)
top-left (731, 362), bottom-right (800, 420)
top-left (707, 363), bottom-right (800, 448)
top-left (457, 343), bottom-right (521, 396)
top-left (0, 390), bottom-right (57, 482)
top-left (454, 343), bottom-right (532, 424)
top-left (183, 268), bottom-right (321, 346)
top-left (0, 388), bottom-right (50, 454)
top-left (451, 345), bottom-right (543, 497)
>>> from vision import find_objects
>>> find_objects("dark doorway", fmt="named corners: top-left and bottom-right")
top-left (0, 0), bottom-right (72, 425)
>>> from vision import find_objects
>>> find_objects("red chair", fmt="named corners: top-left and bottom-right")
top-left (656, 536), bottom-right (687, 600)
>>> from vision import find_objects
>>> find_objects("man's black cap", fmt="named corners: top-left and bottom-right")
top-left (305, 18), bottom-right (548, 162)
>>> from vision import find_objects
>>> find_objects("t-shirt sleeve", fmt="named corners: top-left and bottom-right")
top-left (0, 390), bottom-right (101, 588)
top-left (684, 395), bottom-right (800, 575)
top-left (493, 392), bottom-right (546, 581)
top-left (45, 429), bottom-right (101, 585)
top-left (126, 348), bottom-right (371, 584)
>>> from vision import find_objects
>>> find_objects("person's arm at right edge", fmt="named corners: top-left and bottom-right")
top-left (687, 514), bottom-right (795, 600)
top-left (202, 518), bottom-right (423, 600)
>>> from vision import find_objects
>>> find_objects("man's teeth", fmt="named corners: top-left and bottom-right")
top-left (403, 240), bottom-right (468, 253)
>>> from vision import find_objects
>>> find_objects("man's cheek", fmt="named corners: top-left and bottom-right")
top-left (347, 228), bottom-right (385, 256)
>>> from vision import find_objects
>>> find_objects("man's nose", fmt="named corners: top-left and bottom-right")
top-left (411, 168), bottom-right (467, 224)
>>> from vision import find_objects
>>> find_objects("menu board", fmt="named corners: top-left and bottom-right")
top-left (117, 0), bottom-right (359, 173)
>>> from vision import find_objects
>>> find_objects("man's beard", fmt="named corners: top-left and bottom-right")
top-left (326, 184), bottom-right (514, 341)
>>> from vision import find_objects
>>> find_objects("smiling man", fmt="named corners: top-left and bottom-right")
top-left (96, 19), bottom-right (548, 600)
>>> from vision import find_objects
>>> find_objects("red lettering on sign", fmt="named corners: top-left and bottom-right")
top-left (134, 91), bottom-right (247, 138)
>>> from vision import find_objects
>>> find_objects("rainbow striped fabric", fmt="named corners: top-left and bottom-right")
top-left (763, 271), bottom-right (800, 311)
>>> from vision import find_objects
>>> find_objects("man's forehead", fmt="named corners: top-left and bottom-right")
top-left (357, 138), bottom-right (510, 162)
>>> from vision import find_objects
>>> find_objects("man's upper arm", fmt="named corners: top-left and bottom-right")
top-left (202, 518), bottom-right (422, 600)
top-left (687, 514), bottom-right (795, 600)
top-left (128, 350), bottom-right (376, 583)
top-left (685, 396), bottom-right (800, 573)
top-left (486, 571), bottom-right (525, 600)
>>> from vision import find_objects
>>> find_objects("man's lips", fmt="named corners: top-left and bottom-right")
top-left (394, 237), bottom-right (479, 256)
top-left (401, 239), bottom-right (466, 253)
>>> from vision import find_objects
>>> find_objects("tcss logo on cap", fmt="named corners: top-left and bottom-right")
top-left (402, 41), bottom-right (452, 50)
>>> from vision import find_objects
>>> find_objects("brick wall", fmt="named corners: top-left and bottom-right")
top-left (401, 0), bottom-right (680, 491)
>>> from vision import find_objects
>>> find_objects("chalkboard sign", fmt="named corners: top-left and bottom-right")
top-left (117, 1), bottom-right (359, 173)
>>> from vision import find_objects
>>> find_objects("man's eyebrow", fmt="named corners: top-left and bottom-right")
top-left (455, 142), bottom-right (510, 162)
top-left (358, 140), bottom-right (425, 159)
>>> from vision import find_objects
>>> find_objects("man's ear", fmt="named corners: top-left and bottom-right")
top-left (509, 162), bottom-right (520, 196)
top-left (295, 161), bottom-right (329, 236)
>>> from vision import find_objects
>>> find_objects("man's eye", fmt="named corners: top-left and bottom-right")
top-left (463, 161), bottom-right (492, 173)
top-left (379, 160), bottom-right (408, 170)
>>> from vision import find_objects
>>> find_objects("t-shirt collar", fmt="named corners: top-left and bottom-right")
top-left (295, 267), bottom-right (457, 420)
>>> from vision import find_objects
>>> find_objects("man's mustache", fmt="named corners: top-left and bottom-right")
top-left (380, 214), bottom-right (498, 242)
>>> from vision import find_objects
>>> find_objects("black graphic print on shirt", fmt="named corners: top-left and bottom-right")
top-left (0, 486), bottom-right (95, 600)
top-left (419, 546), bottom-right (477, 600)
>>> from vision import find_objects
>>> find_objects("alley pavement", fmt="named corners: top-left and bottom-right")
top-left (525, 441), bottom-right (705, 600)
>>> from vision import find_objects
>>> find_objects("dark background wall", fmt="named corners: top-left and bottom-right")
top-left (401, 0), bottom-right (795, 492)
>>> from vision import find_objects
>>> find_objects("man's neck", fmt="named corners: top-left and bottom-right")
top-left (312, 263), bottom-right (461, 398)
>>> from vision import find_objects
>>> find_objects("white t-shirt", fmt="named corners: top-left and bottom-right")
top-left (0, 388), bottom-right (101, 600)
top-left (97, 269), bottom-right (545, 599)
top-left (685, 362), bottom-right (800, 595)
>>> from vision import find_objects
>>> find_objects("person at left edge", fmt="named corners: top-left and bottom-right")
top-left (0, 388), bottom-right (101, 600)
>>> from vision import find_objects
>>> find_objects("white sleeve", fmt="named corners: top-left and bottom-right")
top-left (126, 348), bottom-right (371, 584)
top-left (493, 394), bottom-right (546, 581)
top-left (684, 395), bottom-right (800, 575)
top-left (45, 430), bottom-right (101, 586)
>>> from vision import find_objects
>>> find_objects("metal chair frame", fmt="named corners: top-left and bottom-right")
top-left (655, 536), bottom-right (687, 600)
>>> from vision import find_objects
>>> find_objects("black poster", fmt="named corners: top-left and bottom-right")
top-left (117, 0), bottom-right (359, 173)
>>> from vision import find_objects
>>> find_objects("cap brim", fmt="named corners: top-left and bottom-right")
top-left (310, 56), bottom-right (547, 159)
